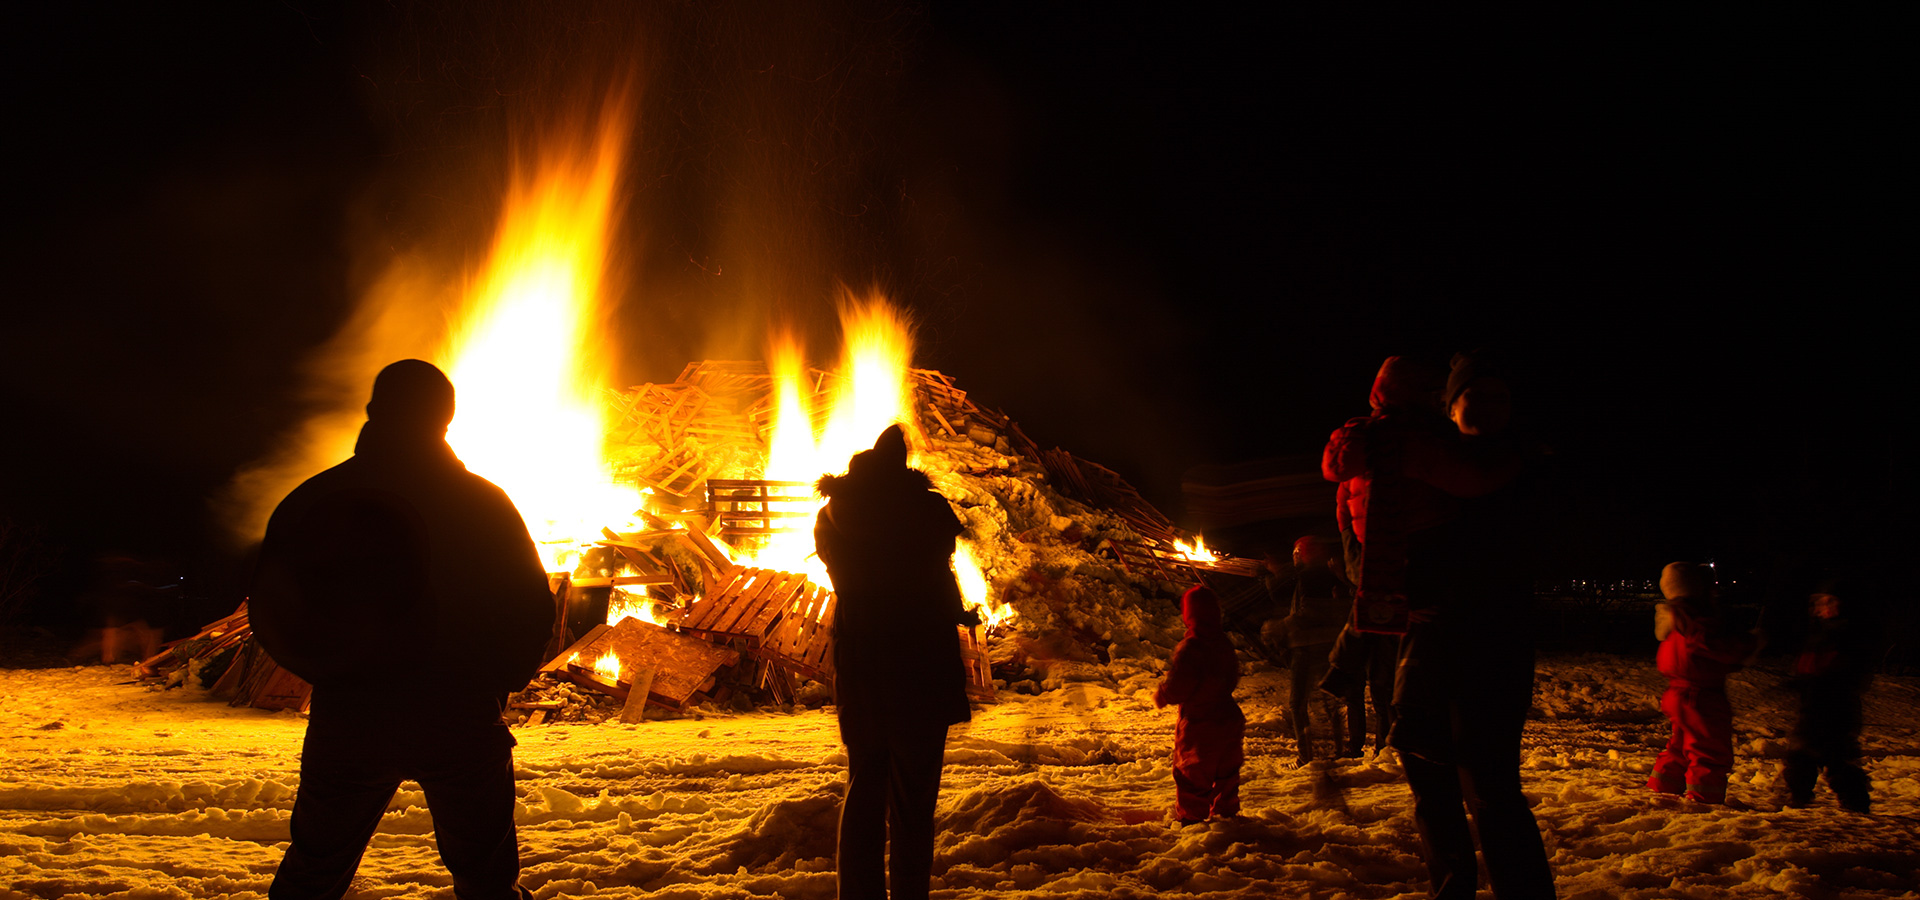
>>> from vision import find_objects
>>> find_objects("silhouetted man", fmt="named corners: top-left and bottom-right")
top-left (251, 359), bottom-right (554, 900)
top-left (815, 424), bottom-right (974, 900)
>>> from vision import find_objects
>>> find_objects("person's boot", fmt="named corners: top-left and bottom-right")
top-left (1830, 763), bottom-right (1872, 814)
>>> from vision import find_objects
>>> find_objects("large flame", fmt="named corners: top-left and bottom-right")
top-left (743, 292), bottom-right (1002, 625)
top-left (439, 103), bottom-right (645, 571)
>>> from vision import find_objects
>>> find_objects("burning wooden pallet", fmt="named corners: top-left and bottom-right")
top-left (706, 479), bottom-right (815, 538)
top-left (672, 567), bottom-right (836, 702)
top-left (543, 616), bottom-right (740, 716)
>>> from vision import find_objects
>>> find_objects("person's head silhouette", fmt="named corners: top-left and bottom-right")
top-left (366, 360), bottom-right (456, 434)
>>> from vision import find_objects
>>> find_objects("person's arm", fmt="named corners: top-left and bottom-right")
top-left (1401, 431), bottom-right (1523, 498)
top-left (1323, 423), bottom-right (1369, 482)
top-left (1155, 642), bottom-right (1199, 708)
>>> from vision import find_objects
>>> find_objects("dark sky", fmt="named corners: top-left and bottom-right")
top-left (2, 4), bottom-right (1901, 611)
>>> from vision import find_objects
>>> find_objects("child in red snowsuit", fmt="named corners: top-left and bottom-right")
top-left (1648, 562), bottom-right (1757, 804)
top-left (1156, 586), bottom-right (1244, 823)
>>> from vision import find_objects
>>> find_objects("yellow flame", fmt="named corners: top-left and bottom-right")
top-left (736, 293), bottom-right (1003, 629)
top-left (1171, 535), bottom-right (1217, 563)
top-left (741, 291), bottom-right (918, 583)
top-left (954, 539), bottom-right (1010, 630)
top-left (607, 586), bottom-right (665, 627)
top-left (439, 98), bottom-right (644, 570)
top-left (593, 650), bottom-right (623, 683)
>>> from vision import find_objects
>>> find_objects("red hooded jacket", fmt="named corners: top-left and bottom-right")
top-left (1323, 357), bottom-right (1458, 545)
top-left (1155, 587), bottom-right (1241, 722)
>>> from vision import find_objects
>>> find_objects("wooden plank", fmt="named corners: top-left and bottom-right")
top-left (681, 524), bottom-right (737, 573)
top-left (710, 569), bottom-right (785, 635)
top-left (619, 668), bottom-right (655, 723)
top-left (741, 575), bottom-right (802, 638)
top-left (541, 624), bottom-right (611, 673)
top-left (601, 617), bottom-right (741, 709)
top-left (676, 568), bottom-right (751, 631)
top-left (571, 574), bottom-right (674, 589)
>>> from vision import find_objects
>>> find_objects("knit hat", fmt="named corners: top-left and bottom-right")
top-left (1443, 349), bottom-right (1505, 410)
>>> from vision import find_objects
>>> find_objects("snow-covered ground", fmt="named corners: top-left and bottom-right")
top-left (3, 654), bottom-right (1917, 900)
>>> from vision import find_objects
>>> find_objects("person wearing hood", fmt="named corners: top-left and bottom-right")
top-left (1155, 585), bottom-right (1245, 823)
top-left (814, 424), bottom-right (976, 900)
top-left (1646, 561), bottom-right (1757, 805)
top-left (1319, 356), bottom-right (1454, 754)
top-left (251, 359), bottom-right (555, 900)
top-left (1387, 350), bottom-right (1557, 899)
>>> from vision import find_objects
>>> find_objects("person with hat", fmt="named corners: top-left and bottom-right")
top-left (251, 359), bottom-right (555, 900)
top-left (1387, 349), bottom-right (1558, 899)
top-left (814, 424), bottom-right (977, 900)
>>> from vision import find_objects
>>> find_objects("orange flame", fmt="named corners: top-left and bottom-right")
top-left (606, 587), bottom-right (665, 627)
top-left (1171, 535), bottom-right (1217, 563)
top-left (740, 292), bottom-right (1003, 628)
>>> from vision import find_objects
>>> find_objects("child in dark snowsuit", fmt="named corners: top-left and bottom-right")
top-left (1648, 562), bottom-right (1756, 804)
top-left (1783, 582), bottom-right (1874, 813)
top-left (1156, 585), bottom-right (1244, 823)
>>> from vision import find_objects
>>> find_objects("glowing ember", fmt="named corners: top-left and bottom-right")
top-left (438, 98), bottom-right (645, 572)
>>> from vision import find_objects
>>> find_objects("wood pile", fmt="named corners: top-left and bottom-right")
top-left (134, 360), bottom-right (1249, 720)
top-left (132, 603), bottom-right (311, 712)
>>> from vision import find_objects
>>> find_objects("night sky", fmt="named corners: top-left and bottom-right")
top-left (2, 4), bottom-right (1900, 624)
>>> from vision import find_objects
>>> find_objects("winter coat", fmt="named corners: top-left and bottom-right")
top-left (1156, 587), bottom-right (1242, 722)
top-left (1281, 566), bottom-right (1350, 649)
top-left (251, 419), bottom-right (557, 707)
top-left (1792, 614), bottom-right (1874, 694)
top-left (816, 463), bottom-right (973, 728)
top-left (1323, 357), bottom-right (1460, 547)
top-left (1655, 597), bottom-right (1754, 690)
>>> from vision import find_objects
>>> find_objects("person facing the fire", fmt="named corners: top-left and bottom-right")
top-left (814, 424), bottom-right (976, 900)
top-left (1156, 585), bottom-right (1245, 823)
top-left (251, 359), bottom-right (555, 900)
top-left (1262, 535), bottom-right (1354, 765)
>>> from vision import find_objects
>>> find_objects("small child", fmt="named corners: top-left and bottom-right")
top-left (1156, 586), bottom-right (1244, 823)
top-left (1783, 581), bottom-right (1874, 813)
top-left (1647, 561), bottom-right (1757, 803)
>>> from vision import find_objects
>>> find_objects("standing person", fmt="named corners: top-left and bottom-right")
top-left (1646, 561), bottom-right (1758, 805)
top-left (1389, 351), bottom-right (1556, 899)
top-left (1782, 579), bottom-right (1875, 812)
top-left (1156, 585), bottom-right (1245, 823)
top-left (1265, 536), bottom-right (1354, 764)
top-left (251, 359), bottom-right (556, 900)
top-left (1318, 356), bottom-right (1454, 758)
top-left (815, 424), bottom-right (975, 900)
